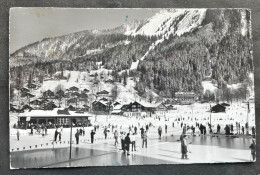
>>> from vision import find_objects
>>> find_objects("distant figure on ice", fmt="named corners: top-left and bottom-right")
top-left (199, 124), bottom-right (203, 135)
top-left (114, 130), bottom-right (119, 146)
top-left (158, 126), bottom-right (162, 139)
top-left (57, 127), bottom-right (62, 141)
top-left (142, 131), bottom-right (148, 148)
top-left (203, 125), bottom-right (207, 135)
top-left (181, 122), bottom-right (183, 128)
top-left (249, 139), bottom-right (256, 161)
top-left (183, 124), bottom-right (187, 135)
top-left (165, 124), bottom-right (168, 134)
top-left (30, 126), bottom-right (34, 135)
top-left (131, 133), bottom-right (136, 151)
top-left (252, 126), bottom-right (256, 138)
top-left (231, 124), bottom-right (234, 134)
top-left (140, 127), bottom-right (145, 138)
top-left (242, 126), bottom-right (245, 135)
top-left (54, 128), bottom-right (58, 141)
top-left (16, 129), bottom-right (20, 141)
top-left (224, 125), bottom-right (230, 135)
top-left (75, 130), bottom-right (80, 144)
top-left (134, 126), bottom-right (137, 134)
top-left (172, 122), bottom-right (174, 128)
top-left (124, 133), bottom-right (131, 155)
top-left (180, 134), bottom-right (188, 159)
top-left (104, 126), bottom-right (108, 139)
top-left (217, 124), bottom-right (221, 134)
top-left (90, 130), bottom-right (95, 144)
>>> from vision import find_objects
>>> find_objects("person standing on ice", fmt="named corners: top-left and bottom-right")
top-left (140, 127), bottom-right (144, 138)
top-left (16, 129), bottom-right (20, 141)
top-left (142, 131), bottom-right (148, 148)
top-left (104, 126), bottom-right (108, 139)
top-left (249, 139), bottom-right (256, 161)
top-left (180, 134), bottom-right (188, 159)
top-left (114, 130), bottom-right (119, 146)
top-left (75, 130), bottom-right (80, 144)
top-left (217, 124), bottom-right (221, 134)
top-left (242, 126), bottom-right (245, 135)
top-left (134, 126), bottom-right (137, 134)
top-left (183, 124), bottom-right (187, 135)
top-left (158, 126), bottom-right (162, 139)
top-left (165, 124), bottom-right (168, 134)
top-left (130, 133), bottom-right (136, 151)
top-left (90, 130), bottom-right (95, 144)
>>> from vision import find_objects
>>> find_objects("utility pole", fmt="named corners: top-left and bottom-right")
top-left (69, 118), bottom-right (73, 159)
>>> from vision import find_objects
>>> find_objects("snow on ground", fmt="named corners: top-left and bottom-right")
top-left (202, 81), bottom-right (217, 92)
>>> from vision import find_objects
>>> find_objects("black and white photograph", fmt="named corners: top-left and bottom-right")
top-left (9, 8), bottom-right (255, 168)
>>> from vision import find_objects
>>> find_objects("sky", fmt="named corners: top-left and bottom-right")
top-left (10, 8), bottom-right (160, 54)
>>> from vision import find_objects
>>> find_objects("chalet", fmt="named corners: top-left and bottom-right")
top-left (56, 90), bottom-right (65, 98)
top-left (92, 101), bottom-right (109, 113)
top-left (17, 108), bottom-right (93, 128)
top-left (68, 86), bottom-right (79, 92)
top-left (82, 89), bottom-right (90, 93)
top-left (175, 92), bottom-right (196, 103)
top-left (67, 98), bottom-right (77, 104)
top-left (211, 104), bottom-right (226, 113)
top-left (105, 79), bottom-right (114, 84)
top-left (21, 104), bottom-right (34, 111)
top-left (99, 97), bottom-right (108, 101)
top-left (21, 92), bottom-right (35, 98)
top-left (97, 90), bottom-right (109, 96)
top-left (44, 102), bottom-right (57, 110)
top-left (68, 105), bottom-right (76, 111)
top-left (113, 101), bottom-right (120, 107)
top-left (21, 87), bottom-right (29, 93)
top-left (154, 103), bottom-right (167, 116)
top-left (123, 101), bottom-right (156, 117)
top-left (71, 92), bottom-right (80, 97)
top-left (79, 93), bottom-right (88, 99)
top-left (27, 83), bottom-right (37, 89)
top-left (165, 104), bottom-right (177, 111)
top-left (29, 99), bottom-right (42, 106)
top-left (43, 90), bottom-right (55, 98)
top-left (111, 104), bottom-right (124, 115)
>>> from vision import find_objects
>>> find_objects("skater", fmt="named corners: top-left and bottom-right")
top-left (183, 124), bottom-right (187, 134)
top-left (231, 124), bottom-right (234, 134)
top-left (199, 124), bottom-right (203, 135)
top-left (249, 139), bottom-right (256, 161)
top-left (54, 128), bottom-right (58, 141)
top-left (172, 122), bottom-right (174, 128)
top-left (158, 126), bottom-right (162, 139)
top-left (75, 130), bottom-right (80, 144)
top-left (124, 133), bottom-right (131, 155)
top-left (120, 132), bottom-right (126, 151)
top-left (114, 130), bottom-right (119, 146)
top-left (217, 124), bottom-right (221, 134)
top-left (134, 126), bottom-right (137, 135)
top-left (180, 134), bottom-right (188, 159)
top-left (83, 127), bottom-right (85, 136)
top-left (16, 129), bottom-right (20, 141)
top-left (252, 126), bottom-right (256, 138)
top-left (203, 125), bottom-right (206, 135)
top-left (57, 127), bottom-right (62, 141)
top-left (104, 126), bottom-right (108, 139)
top-left (165, 124), bottom-right (168, 134)
top-left (130, 133), bottom-right (136, 151)
top-left (142, 131), bottom-right (148, 148)
top-left (140, 127), bottom-right (144, 138)
top-left (90, 130), bottom-right (95, 144)
top-left (30, 126), bottom-right (34, 135)
top-left (242, 126), bottom-right (245, 135)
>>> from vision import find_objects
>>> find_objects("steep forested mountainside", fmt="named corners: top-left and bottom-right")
top-left (10, 9), bottom-right (253, 100)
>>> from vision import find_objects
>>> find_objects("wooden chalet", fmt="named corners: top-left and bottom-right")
top-left (211, 104), bottom-right (226, 113)
top-left (43, 90), bottom-right (55, 98)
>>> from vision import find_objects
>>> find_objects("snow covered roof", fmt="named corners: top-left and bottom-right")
top-left (18, 108), bottom-right (93, 118)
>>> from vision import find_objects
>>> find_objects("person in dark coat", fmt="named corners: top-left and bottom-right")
top-left (217, 124), bottom-right (221, 134)
top-left (75, 130), bottom-right (80, 144)
top-left (165, 124), bottom-right (168, 134)
top-left (140, 127), bottom-right (144, 138)
top-left (199, 124), bottom-right (203, 135)
top-left (134, 126), bottom-right (137, 134)
top-left (54, 129), bottom-right (58, 141)
top-left (249, 139), bottom-right (256, 161)
top-left (242, 126), bottom-right (245, 135)
top-left (158, 126), bottom-right (162, 139)
top-left (252, 126), bottom-right (256, 137)
top-left (180, 134), bottom-right (188, 159)
top-left (104, 126), bottom-right (108, 139)
top-left (124, 133), bottom-right (131, 155)
top-left (90, 130), bottom-right (95, 144)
